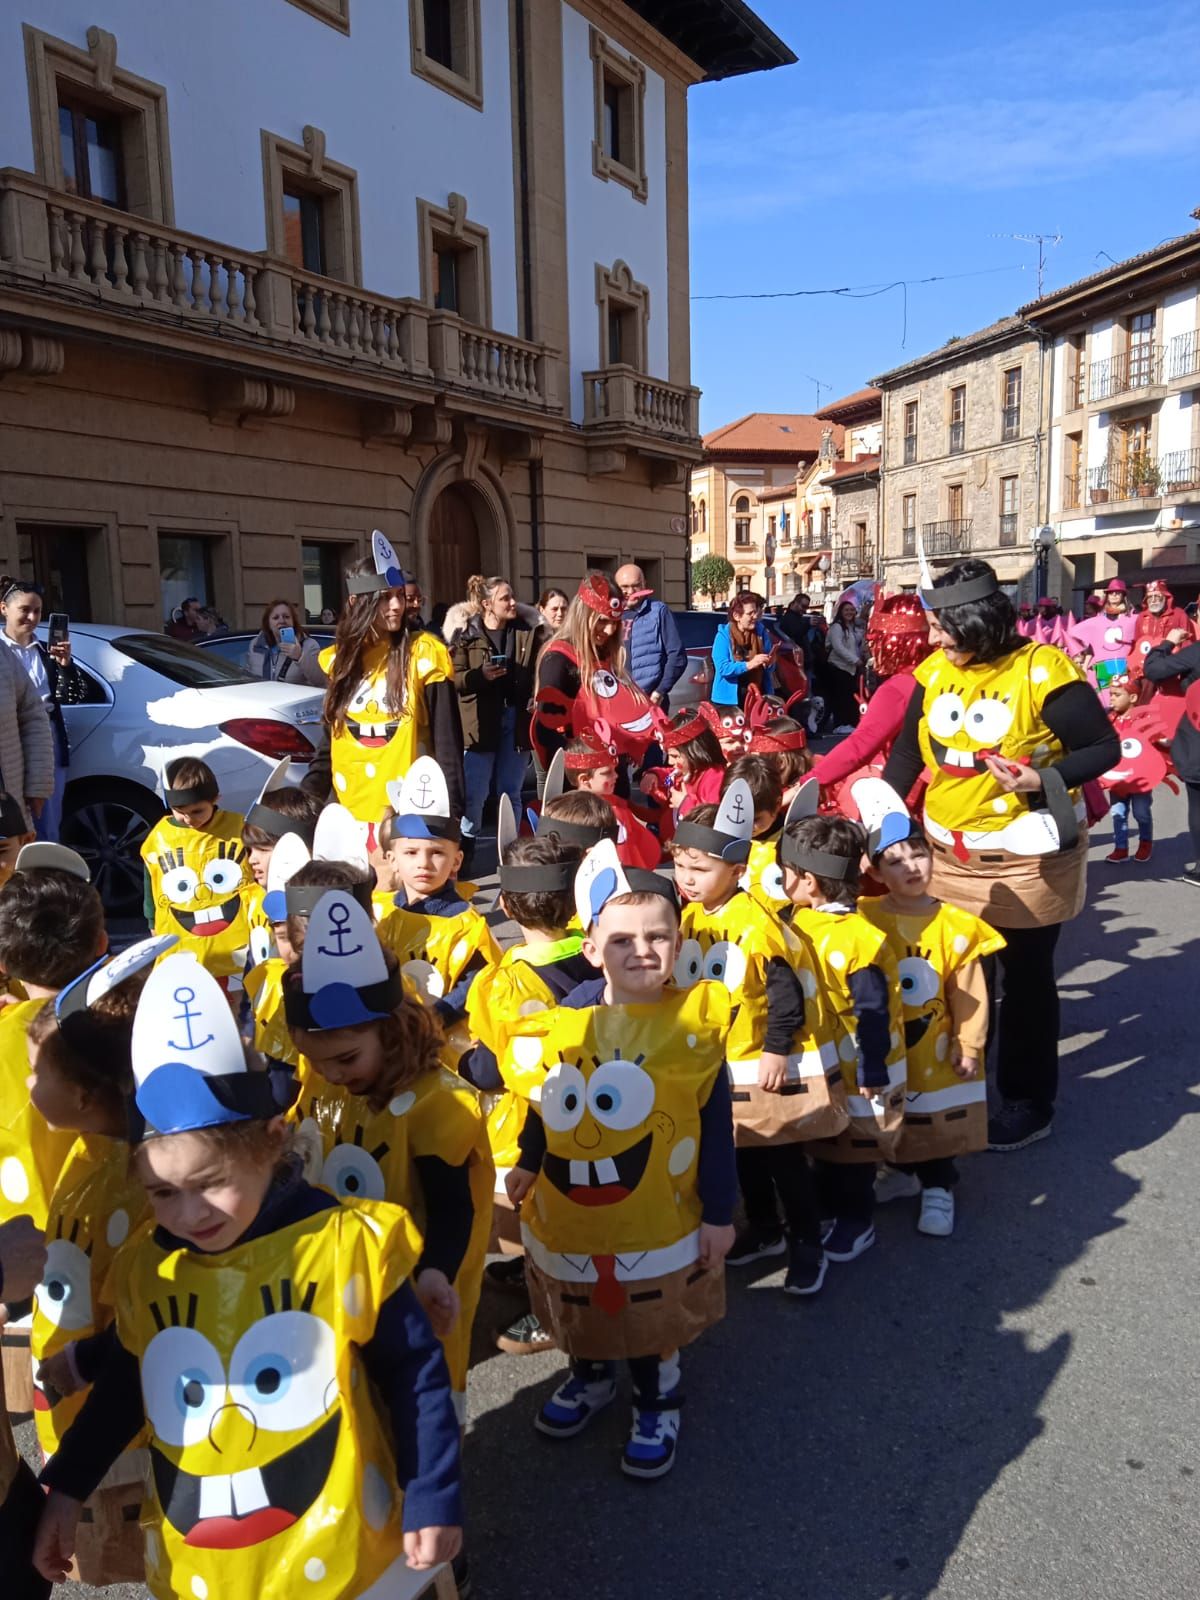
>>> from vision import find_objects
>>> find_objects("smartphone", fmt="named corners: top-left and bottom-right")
top-left (490, 653), bottom-right (508, 668)
top-left (279, 626), bottom-right (297, 645)
top-left (47, 613), bottom-right (69, 647)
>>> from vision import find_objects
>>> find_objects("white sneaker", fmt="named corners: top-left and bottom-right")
top-left (874, 1167), bottom-right (921, 1205)
top-left (917, 1187), bottom-right (955, 1237)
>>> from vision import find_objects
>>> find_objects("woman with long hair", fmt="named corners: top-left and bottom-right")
top-left (538, 588), bottom-right (569, 633)
top-left (320, 540), bottom-right (464, 835)
top-left (883, 559), bottom-right (1118, 1152)
top-left (711, 590), bottom-right (775, 708)
top-left (447, 574), bottom-right (548, 856)
top-left (825, 600), bottom-right (865, 731)
top-left (531, 574), bottom-right (653, 771)
top-left (245, 598), bottom-right (326, 686)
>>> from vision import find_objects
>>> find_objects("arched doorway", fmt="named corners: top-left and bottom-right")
top-left (428, 483), bottom-right (484, 609)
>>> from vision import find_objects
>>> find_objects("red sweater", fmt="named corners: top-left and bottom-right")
top-left (813, 673), bottom-right (917, 788)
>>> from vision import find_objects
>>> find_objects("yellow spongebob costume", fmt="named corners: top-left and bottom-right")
top-left (676, 892), bottom-right (844, 1145)
top-left (498, 983), bottom-right (730, 1359)
top-left (377, 895), bottom-right (499, 1069)
top-left (296, 1069), bottom-right (492, 1407)
top-left (243, 882), bottom-right (275, 968)
top-left (0, 998), bottom-right (73, 1230)
top-left (319, 634), bottom-right (454, 827)
top-left (793, 907), bottom-right (907, 1163)
top-left (107, 1199), bottom-right (422, 1600)
top-left (861, 898), bottom-right (1004, 1162)
top-left (913, 641), bottom-right (1088, 924)
top-left (741, 832), bottom-right (790, 917)
top-left (140, 813), bottom-right (251, 982)
top-left (244, 958), bottom-right (299, 1068)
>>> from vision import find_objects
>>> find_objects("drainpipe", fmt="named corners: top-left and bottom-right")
top-left (514, 0), bottom-right (542, 597)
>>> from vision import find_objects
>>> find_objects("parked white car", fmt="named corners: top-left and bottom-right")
top-left (41, 626), bottom-right (325, 916)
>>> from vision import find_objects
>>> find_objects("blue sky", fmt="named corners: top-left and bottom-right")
top-left (687, 0), bottom-right (1200, 430)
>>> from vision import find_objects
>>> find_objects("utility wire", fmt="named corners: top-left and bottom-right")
top-left (691, 262), bottom-right (1025, 302)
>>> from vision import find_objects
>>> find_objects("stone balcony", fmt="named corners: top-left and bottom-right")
top-left (0, 169), bottom-right (560, 434)
top-left (581, 363), bottom-right (702, 483)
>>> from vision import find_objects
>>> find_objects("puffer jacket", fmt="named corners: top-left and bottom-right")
top-left (244, 630), bottom-right (327, 688)
top-left (447, 610), bottom-right (548, 752)
top-left (622, 598), bottom-right (687, 704)
top-left (0, 644), bottom-right (54, 823)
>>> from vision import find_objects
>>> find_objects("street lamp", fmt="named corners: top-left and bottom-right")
top-left (1030, 524), bottom-right (1055, 601)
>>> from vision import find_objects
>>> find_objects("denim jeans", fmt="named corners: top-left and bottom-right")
top-left (462, 706), bottom-right (529, 839)
top-left (1110, 792), bottom-right (1153, 851)
top-left (34, 761), bottom-right (66, 842)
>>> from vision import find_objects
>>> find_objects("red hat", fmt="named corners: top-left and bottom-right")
top-left (577, 574), bottom-right (624, 619)
top-left (696, 702), bottom-right (744, 741)
top-left (564, 729), bottom-right (618, 772)
top-left (661, 706), bottom-right (711, 749)
top-left (1144, 578), bottom-right (1174, 601)
top-left (748, 723), bottom-right (808, 756)
top-left (865, 592), bottom-right (931, 677)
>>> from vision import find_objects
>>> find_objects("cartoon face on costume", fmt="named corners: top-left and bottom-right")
top-left (1100, 732), bottom-right (1169, 795)
top-left (671, 939), bottom-right (745, 994)
top-left (538, 1049), bottom-right (663, 1215)
top-left (570, 676), bottom-right (654, 760)
top-left (157, 842), bottom-right (247, 941)
top-left (924, 685), bottom-right (1016, 776)
top-left (896, 944), bottom-right (943, 1051)
top-left (401, 953), bottom-right (445, 1003)
top-left (345, 673), bottom-right (400, 749)
top-left (318, 1126), bottom-right (389, 1203)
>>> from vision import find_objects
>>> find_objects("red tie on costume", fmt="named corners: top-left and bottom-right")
top-left (592, 1254), bottom-right (627, 1316)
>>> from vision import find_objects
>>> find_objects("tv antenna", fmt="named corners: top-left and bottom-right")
top-left (991, 232), bottom-right (1063, 297)
top-left (803, 373), bottom-right (831, 410)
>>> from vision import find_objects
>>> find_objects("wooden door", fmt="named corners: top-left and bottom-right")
top-left (427, 485), bottom-right (483, 609)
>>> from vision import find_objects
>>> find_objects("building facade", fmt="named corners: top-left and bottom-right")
top-left (1022, 225), bottom-right (1200, 608)
top-left (0, 1), bottom-right (792, 627)
top-left (688, 411), bottom-right (842, 605)
top-left (815, 387), bottom-right (881, 590)
top-left (874, 318), bottom-right (1044, 598)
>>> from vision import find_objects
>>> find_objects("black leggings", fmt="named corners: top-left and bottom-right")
top-left (990, 921), bottom-right (1063, 1116)
top-left (1187, 781), bottom-right (1200, 862)
top-left (826, 666), bottom-right (862, 728)
top-left (736, 1145), bottom-right (823, 1247)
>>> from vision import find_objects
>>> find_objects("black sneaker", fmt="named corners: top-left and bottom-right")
top-left (987, 1101), bottom-right (1053, 1151)
top-left (484, 1256), bottom-right (527, 1295)
top-left (783, 1242), bottom-right (827, 1296)
top-left (496, 1310), bottom-right (555, 1356)
top-left (726, 1224), bottom-right (787, 1267)
top-left (821, 1218), bottom-right (875, 1262)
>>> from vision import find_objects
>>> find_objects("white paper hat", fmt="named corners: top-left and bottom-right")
top-left (244, 758), bottom-right (313, 844)
top-left (386, 755), bottom-right (459, 840)
top-left (262, 830), bottom-right (312, 922)
top-left (284, 889), bottom-right (403, 1031)
top-left (783, 775), bottom-right (820, 826)
top-left (55, 933), bottom-right (178, 1033)
top-left (851, 777), bottom-right (921, 861)
top-left (542, 748), bottom-right (566, 805)
top-left (15, 841), bottom-right (90, 882)
top-left (672, 777), bottom-right (755, 864)
top-left (346, 529), bottom-right (406, 594)
top-left (573, 837), bottom-right (677, 931)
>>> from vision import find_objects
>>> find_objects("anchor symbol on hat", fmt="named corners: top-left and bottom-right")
top-left (318, 901), bottom-right (364, 960)
top-left (167, 985), bottom-right (214, 1053)
top-left (726, 790), bottom-right (747, 825)
top-left (413, 772), bottom-right (435, 811)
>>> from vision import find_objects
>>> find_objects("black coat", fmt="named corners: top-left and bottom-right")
top-left (1144, 640), bottom-right (1200, 782)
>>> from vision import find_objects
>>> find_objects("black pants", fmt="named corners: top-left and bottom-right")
top-left (737, 1145), bottom-right (823, 1248)
top-left (826, 666), bottom-right (861, 728)
top-left (813, 1159), bottom-right (876, 1223)
top-left (570, 1353), bottom-right (680, 1406)
top-left (1187, 781), bottom-right (1200, 862)
top-left (990, 921), bottom-right (1062, 1116)
top-left (0, 1458), bottom-right (52, 1600)
top-left (896, 1157), bottom-right (959, 1189)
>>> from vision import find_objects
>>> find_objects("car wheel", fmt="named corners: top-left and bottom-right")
top-left (61, 783), bottom-right (163, 919)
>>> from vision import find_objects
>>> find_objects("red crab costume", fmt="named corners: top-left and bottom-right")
top-left (564, 728), bottom-right (665, 867)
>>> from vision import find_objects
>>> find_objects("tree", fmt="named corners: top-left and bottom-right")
top-left (692, 553), bottom-right (734, 604)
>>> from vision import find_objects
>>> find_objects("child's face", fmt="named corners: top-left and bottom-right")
top-left (876, 839), bottom-right (933, 898)
top-left (782, 863), bottom-right (821, 907)
top-left (666, 748), bottom-right (690, 779)
top-left (293, 1022), bottom-right (385, 1098)
top-left (246, 842), bottom-right (274, 886)
top-left (25, 1031), bottom-right (87, 1130)
top-left (388, 835), bottom-right (463, 899)
top-left (584, 896), bottom-right (681, 1001)
top-left (579, 765), bottom-right (618, 798)
top-left (719, 734), bottom-right (745, 760)
top-left (1109, 685), bottom-right (1134, 715)
top-left (272, 922), bottom-right (295, 965)
top-left (672, 847), bottom-right (741, 910)
top-left (753, 807), bottom-right (776, 837)
top-left (136, 1127), bottom-right (279, 1253)
top-left (171, 800), bottom-right (217, 829)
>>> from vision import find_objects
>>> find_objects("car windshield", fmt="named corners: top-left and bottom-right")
top-left (112, 633), bottom-right (256, 687)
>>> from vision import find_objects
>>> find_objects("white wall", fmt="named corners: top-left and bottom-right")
top-left (560, 3), bottom-right (670, 422)
top-left (2, 1), bottom-right (520, 331)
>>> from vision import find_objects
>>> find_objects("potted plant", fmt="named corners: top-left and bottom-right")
top-left (1127, 450), bottom-right (1161, 497)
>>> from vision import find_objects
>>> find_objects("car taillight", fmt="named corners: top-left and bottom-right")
top-left (219, 719), bottom-right (316, 761)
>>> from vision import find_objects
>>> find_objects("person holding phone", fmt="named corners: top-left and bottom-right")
top-left (711, 590), bottom-right (777, 708)
top-left (447, 574), bottom-right (549, 868)
top-left (245, 598), bottom-right (327, 686)
top-left (0, 579), bottom-right (80, 842)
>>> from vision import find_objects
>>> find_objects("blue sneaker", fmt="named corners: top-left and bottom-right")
top-left (535, 1372), bottom-right (617, 1438)
top-left (621, 1402), bottom-right (680, 1479)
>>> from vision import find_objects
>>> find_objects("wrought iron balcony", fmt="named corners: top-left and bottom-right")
top-left (833, 542), bottom-right (875, 577)
top-left (1065, 368), bottom-right (1086, 409)
top-left (948, 421), bottom-right (965, 455)
top-left (1063, 473), bottom-right (1082, 510)
top-left (1168, 331), bottom-right (1200, 382)
top-left (1088, 346), bottom-right (1163, 403)
top-left (921, 519), bottom-right (972, 556)
top-left (1159, 446), bottom-right (1200, 493)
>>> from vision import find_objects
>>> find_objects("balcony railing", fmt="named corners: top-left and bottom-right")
top-left (1001, 405), bottom-right (1021, 441)
top-left (902, 526), bottom-right (916, 557)
top-left (998, 513), bottom-right (1019, 546)
top-left (1063, 473), bottom-right (1082, 509)
top-left (922, 519), bottom-right (972, 556)
top-left (1065, 368), bottom-right (1086, 409)
top-left (1159, 447), bottom-right (1200, 493)
top-left (581, 365), bottom-right (700, 443)
top-left (0, 171), bottom-right (561, 413)
top-left (948, 421), bottom-right (965, 455)
top-left (833, 542), bottom-right (875, 577)
top-left (1168, 331), bottom-right (1200, 382)
top-left (1087, 461), bottom-right (1162, 503)
top-left (903, 433), bottom-right (918, 464)
top-left (1088, 346), bottom-right (1163, 403)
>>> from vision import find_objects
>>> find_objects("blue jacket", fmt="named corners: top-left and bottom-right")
top-left (623, 598), bottom-right (688, 703)
top-left (711, 620), bottom-right (775, 705)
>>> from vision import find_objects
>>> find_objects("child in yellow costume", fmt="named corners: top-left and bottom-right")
top-left (27, 936), bottom-right (173, 1586)
top-left (500, 841), bottom-right (737, 1480)
top-left (460, 800), bottom-right (593, 1356)
top-left (33, 949), bottom-right (463, 1599)
top-left (375, 758), bottom-right (498, 1070)
top-left (857, 797), bottom-right (1004, 1239)
top-left (671, 784), bottom-right (843, 1298)
top-left (724, 754), bottom-right (791, 915)
top-left (780, 813), bottom-right (906, 1271)
top-left (286, 890), bottom-right (493, 1422)
top-left (239, 765), bottom-right (322, 969)
top-left (319, 531), bottom-right (464, 841)
top-left (140, 756), bottom-right (251, 986)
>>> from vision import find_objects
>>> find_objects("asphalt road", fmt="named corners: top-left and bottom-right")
top-left (33, 783), bottom-right (1200, 1599)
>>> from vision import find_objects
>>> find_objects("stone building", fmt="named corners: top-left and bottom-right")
top-left (873, 317), bottom-right (1044, 598)
top-left (1021, 221), bottom-right (1200, 609)
top-left (688, 412), bottom-right (843, 605)
top-left (0, 1), bottom-right (792, 627)
top-left (815, 387), bottom-right (881, 589)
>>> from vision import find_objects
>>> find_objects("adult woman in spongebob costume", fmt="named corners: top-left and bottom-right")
top-left (320, 532), bottom-right (465, 844)
top-left (883, 560), bottom-right (1119, 1152)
